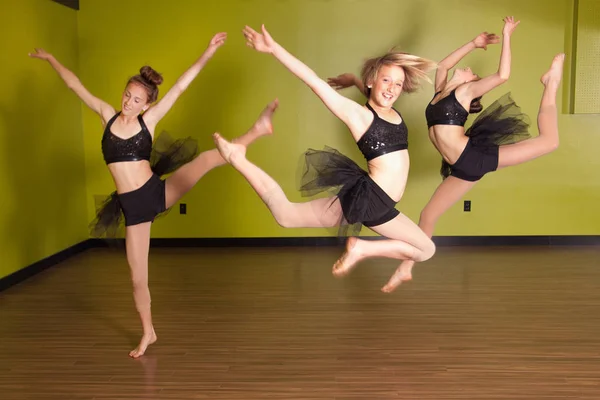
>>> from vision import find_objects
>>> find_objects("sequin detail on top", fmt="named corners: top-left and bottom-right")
top-left (425, 89), bottom-right (469, 128)
top-left (102, 112), bottom-right (153, 164)
top-left (356, 103), bottom-right (408, 162)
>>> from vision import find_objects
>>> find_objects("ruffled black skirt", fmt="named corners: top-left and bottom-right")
top-left (298, 146), bottom-right (400, 237)
top-left (441, 92), bottom-right (531, 180)
top-left (89, 131), bottom-right (198, 238)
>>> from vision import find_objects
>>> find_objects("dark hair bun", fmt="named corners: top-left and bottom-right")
top-left (140, 66), bottom-right (163, 86)
top-left (469, 97), bottom-right (483, 114)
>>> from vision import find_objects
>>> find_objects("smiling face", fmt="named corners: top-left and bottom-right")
top-left (121, 82), bottom-right (150, 116)
top-left (368, 64), bottom-right (406, 108)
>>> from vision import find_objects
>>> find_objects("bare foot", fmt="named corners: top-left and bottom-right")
top-left (213, 133), bottom-right (246, 164)
top-left (381, 265), bottom-right (413, 293)
top-left (332, 237), bottom-right (364, 277)
top-left (541, 53), bottom-right (565, 86)
top-left (252, 98), bottom-right (278, 136)
top-left (129, 331), bottom-right (157, 358)
top-left (231, 99), bottom-right (279, 147)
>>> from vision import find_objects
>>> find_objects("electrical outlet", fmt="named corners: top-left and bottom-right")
top-left (464, 200), bottom-right (471, 212)
top-left (180, 203), bottom-right (187, 214)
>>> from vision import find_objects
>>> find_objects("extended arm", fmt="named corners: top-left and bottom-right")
top-left (29, 48), bottom-right (115, 123)
top-left (144, 32), bottom-right (227, 128)
top-left (435, 32), bottom-right (500, 92)
top-left (463, 16), bottom-right (519, 99)
top-left (243, 25), bottom-right (369, 137)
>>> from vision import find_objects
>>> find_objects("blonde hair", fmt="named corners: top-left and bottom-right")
top-left (361, 49), bottom-right (436, 95)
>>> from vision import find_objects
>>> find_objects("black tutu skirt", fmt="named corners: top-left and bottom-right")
top-left (89, 131), bottom-right (199, 238)
top-left (441, 92), bottom-right (531, 179)
top-left (298, 146), bottom-right (400, 237)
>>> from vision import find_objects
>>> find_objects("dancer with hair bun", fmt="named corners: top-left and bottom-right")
top-left (30, 32), bottom-right (279, 357)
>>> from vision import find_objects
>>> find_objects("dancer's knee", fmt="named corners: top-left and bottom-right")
top-left (415, 238), bottom-right (436, 262)
top-left (128, 259), bottom-right (149, 289)
top-left (273, 211), bottom-right (298, 228)
top-left (131, 275), bottom-right (151, 311)
top-left (264, 194), bottom-right (298, 228)
top-left (131, 274), bottom-right (148, 290)
top-left (273, 214), bottom-right (289, 228)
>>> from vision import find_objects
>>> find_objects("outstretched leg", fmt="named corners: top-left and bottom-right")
top-left (380, 176), bottom-right (476, 293)
top-left (125, 222), bottom-right (156, 358)
top-left (164, 99), bottom-right (279, 208)
top-left (213, 133), bottom-right (344, 228)
top-left (497, 53), bottom-right (564, 168)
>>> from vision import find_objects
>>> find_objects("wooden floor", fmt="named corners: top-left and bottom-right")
top-left (1, 245), bottom-right (599, 399)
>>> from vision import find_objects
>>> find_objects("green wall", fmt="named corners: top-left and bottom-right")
top-left (3, 0), bottom-right (599, 280)
top-left (0, 0), bottom-right (88, 279)
top-left (78, 0), bottom-right (600, 238)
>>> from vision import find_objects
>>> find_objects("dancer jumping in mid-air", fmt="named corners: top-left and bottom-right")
top-left (213, 24), bottom-right (437, 286)
top-left (333, 17), bottom-right (563, 292)
top-left (30, 32), bottom-right (278, 357)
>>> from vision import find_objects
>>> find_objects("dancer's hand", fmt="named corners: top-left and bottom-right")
top-left (502, 16), bottom-right (520, 37)
top-left (28, 48), bottom-right (53, 61)
top-left (472, 32), bottom-right (500, 50)
top-left (204, 32), bottom-right (227, 57)
top-left (327, 73), bottom-right (357, 90)
top-left (243, 24), bottom-right (276, 54)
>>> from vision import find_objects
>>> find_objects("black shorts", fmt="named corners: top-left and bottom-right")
top-left (337, 173), bottom-right (400, 227)
top-left (450, 139), bottom-right (499, 182)
top-left (118, 174), bottom-right (167, 226)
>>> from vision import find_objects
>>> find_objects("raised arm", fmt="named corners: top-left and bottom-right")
top-left (243, 24), bottom-right (369, 137)
top-left (29, 48), bottom-right (115, 124)
top-left (435, 32), bottom-right (500, 92)
top-left (463, 16), bottom-right (520, 100)
top-left (143, 33), bottom-right (227, 128)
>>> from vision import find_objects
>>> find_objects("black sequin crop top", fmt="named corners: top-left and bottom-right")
top-left (102, 112), bottom-right (152, 165)
top-left (425, 89), bottom-right (468, 128)
top-left (357, 103), bottom-right (408, 161)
